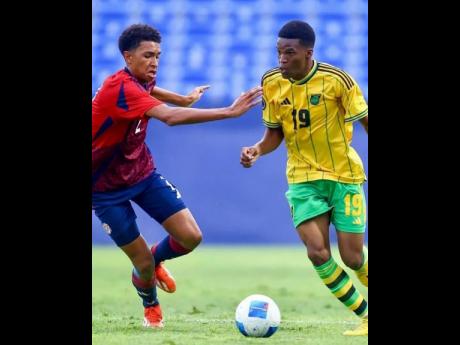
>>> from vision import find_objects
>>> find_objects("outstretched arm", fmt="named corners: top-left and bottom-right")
top-left (240, 127), bottom-right (284, 168)
top-left (151, 85), bottom-right (210, 107)
top-left (145, 86), bottom-right (262, 125)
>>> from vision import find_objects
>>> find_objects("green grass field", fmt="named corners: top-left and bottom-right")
top-left (93, 245), bottom-right (368, 345)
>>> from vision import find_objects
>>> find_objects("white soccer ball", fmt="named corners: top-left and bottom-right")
top-left (235, 294), bottom-right (281, 337)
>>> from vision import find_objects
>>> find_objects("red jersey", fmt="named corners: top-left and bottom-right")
top-left (92, 68), bottom-right (163, 192)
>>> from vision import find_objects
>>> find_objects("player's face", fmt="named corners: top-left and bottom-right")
top-left (277, 38), bottom-right (312, 80)
top-left (124, 41), bottom-right (161, 83)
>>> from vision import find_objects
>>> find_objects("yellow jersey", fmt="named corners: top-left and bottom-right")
top-left (261, 60), bottom-right (368, 184)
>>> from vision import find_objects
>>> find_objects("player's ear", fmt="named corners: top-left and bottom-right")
top-left (305, 48), bottom-right (313, 59)
top-left (123, 51), bottom-right (132, 65)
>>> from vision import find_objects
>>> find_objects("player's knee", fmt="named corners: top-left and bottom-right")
top-left (175, 224), bottom-right (202, 250)
top-left (185, 227), bottom-right (202, 250)
top-left (341, 253), bottom-right (363, 270)
top-left (307, 248), bottom-right (330, 266)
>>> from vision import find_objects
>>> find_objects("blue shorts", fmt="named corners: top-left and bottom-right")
top-left (92, 171), bottom-right (187, 247)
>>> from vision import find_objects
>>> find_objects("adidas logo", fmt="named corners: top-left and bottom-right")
top-left (281, 98), bottom-right (291, 105)
top-left (352, 218), bottom-right (362, 225)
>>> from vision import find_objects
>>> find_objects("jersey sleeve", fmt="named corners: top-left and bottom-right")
top-left (262, 77), bottom-right (281, 129)
top-left (338, 74), bottom-right (368, 123)
top-left (112, 80), bottom-right (163, 121)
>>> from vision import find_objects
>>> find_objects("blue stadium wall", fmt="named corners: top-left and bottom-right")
top-left (92, 0), bottom-right (368, 244)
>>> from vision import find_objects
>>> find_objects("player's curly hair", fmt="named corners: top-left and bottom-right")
top-left (118, 24), bottom-right (162, 53)
top-left (278, 20), bottom-right (315, 48)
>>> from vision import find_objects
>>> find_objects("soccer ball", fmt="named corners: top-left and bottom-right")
top-left (235, 294), bottom-right (281, 337)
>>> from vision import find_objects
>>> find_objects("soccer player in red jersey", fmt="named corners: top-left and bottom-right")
top-left (92, 23), bottom-right (262, 328)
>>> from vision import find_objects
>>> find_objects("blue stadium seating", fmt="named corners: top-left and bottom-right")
top-left (92, 0), bottom-right (368, 102)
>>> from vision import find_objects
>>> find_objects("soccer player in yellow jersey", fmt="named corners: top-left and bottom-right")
top-left (241, 20), bottom-right (368, 336)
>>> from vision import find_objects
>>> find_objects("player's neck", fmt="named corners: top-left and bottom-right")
top-left (124, 67), bottom-right (150, 88)
top-left (292, 59), bottom-right (314, 81)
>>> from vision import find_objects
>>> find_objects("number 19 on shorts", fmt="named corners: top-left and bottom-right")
top-left (344, 194), bottom-right (363, 217)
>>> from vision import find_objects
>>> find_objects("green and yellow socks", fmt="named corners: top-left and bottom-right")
top-left (314, 257), bottom-right (368, 317)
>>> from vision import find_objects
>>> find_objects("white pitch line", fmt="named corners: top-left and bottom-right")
top-left (174, 319), bottom-right (356, 325)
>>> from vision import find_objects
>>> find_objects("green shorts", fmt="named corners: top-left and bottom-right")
top-left (285, 180), bottom-right (367, 233)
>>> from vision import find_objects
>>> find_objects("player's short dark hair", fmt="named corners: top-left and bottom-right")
top-left (118, 24), bottom-right (162, 53)
top-left (278, 20), bottom-right (315, 48)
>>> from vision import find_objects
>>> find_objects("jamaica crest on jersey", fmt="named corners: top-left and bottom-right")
top-left (310, 94), bottom-right (321, 105)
